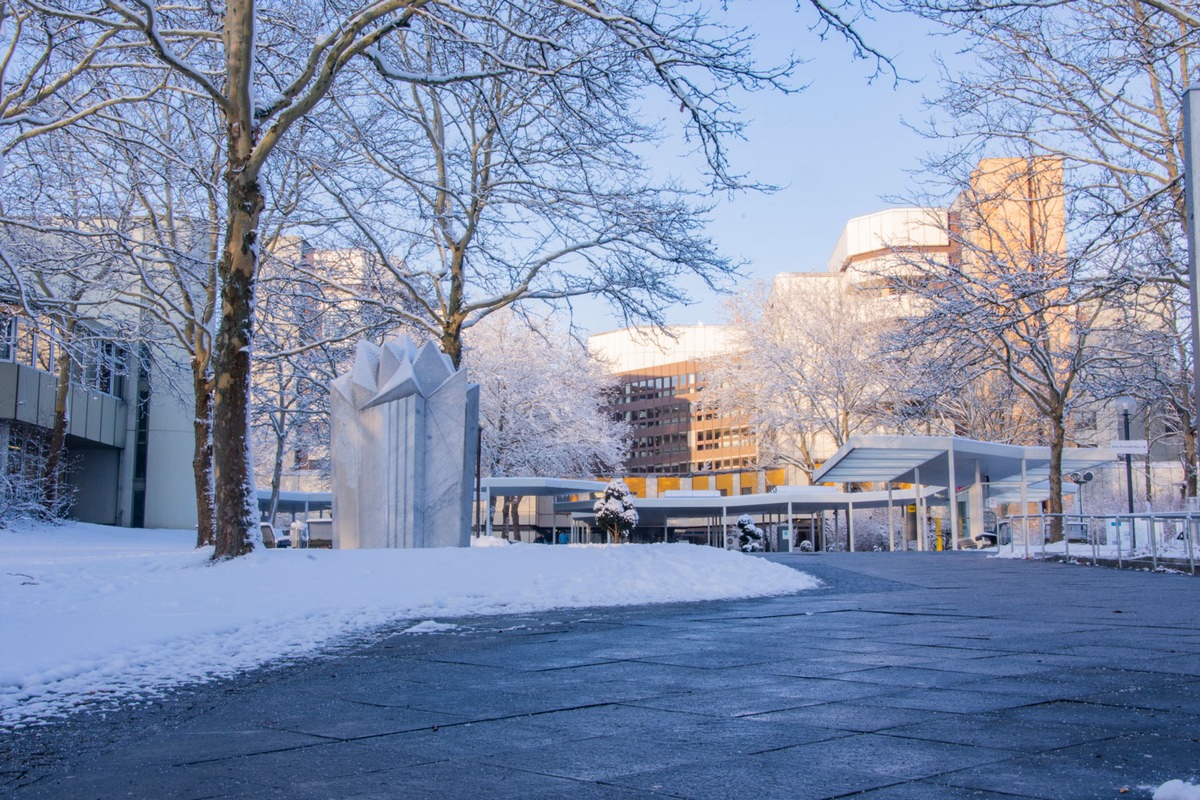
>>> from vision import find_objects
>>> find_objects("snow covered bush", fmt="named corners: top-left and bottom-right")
top-left (798, 539), bottom-right (814, 552)
top-left (736, 514), bottom-right (764, 553)
top-left (0, 422), bottom-right (75, 526)
top-left (594, 479), bottom-right (638, 543)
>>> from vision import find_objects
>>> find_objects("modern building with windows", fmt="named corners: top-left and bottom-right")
top-left (0, 312), bottom-right (196, 528)
top-left (589, 325), bottom-right (787, 499)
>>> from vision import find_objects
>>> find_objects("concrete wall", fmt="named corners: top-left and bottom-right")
top-left (140, 356), bottom-right (199, 530)
top-left (70, 448), bottom-right (122, 524)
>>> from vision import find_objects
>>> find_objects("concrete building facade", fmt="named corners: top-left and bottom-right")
top-left (0, 313), bottom-right (196, 529)
top-left (589, 325), bottom-right (787, 499)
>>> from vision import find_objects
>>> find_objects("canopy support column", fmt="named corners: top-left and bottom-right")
top-left (1020, 457), bottom-right (1030, 558)
top-left (887, 483), bottom-right (895, 552)
top-left (848, 500), bottom-right (856, 552)
top-left (948, 446), bottom-right (960, 551)
top-left (915, 466), bottom-right (924, 552)
top-left (788, 501), bottom-right (794, 552)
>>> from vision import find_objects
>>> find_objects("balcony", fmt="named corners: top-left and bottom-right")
top-left (0, 360), bottom-right (127, 449)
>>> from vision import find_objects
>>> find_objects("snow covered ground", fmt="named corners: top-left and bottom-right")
top-left (1154, 780), bottom-right (1200, 800)
top-left (0, 521), bottom-right (818, 728)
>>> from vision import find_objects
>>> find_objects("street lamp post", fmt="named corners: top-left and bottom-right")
top-left (1115, 396), bottom-right (1136, 514)
top-left (1116, 395), bottom-right (1137, 550)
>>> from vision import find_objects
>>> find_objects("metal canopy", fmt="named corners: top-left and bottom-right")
top-left (813, 435), bottom-right (1117, 488)
top-left (256, 490), bottom-right (332, 517)
top-left (481, 477), bottom-right (608, 497)
top-left (556, 486), bottom-right (937, 527)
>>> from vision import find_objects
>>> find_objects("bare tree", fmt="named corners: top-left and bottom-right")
top-left (464, 310), bottom-right (628, 538)
top-left (892, 158), bottom-right (1114, 539)
top-left (904, 0), bottom-right (1200, 492)
top-left (300, 10), bottom-right (767, 369)
top-left (706, 277), bottom-right (894, 483)
top-left (0, 128), bottom-right (129, 516)
top-left (5, 0), bottom-right (816, 559)
top-left (251, 243), bottom-right (369, 523)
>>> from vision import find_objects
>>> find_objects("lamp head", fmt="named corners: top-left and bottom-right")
top-left (1114, 395), bottom-right (1136, 415)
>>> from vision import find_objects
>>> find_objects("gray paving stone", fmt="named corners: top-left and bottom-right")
top-left (605, 753), bottom-right (897, 800)
top-left (764, 732), bottom-right (1015, 782)
top-left (867, 686), bottom-right (1051, 714)
top-left (844, 780), bottom-right (1035, 799)
top-left (744, 701), bottom-right (959, 733)
top-left (1000, 699), bottom-right (1197, 734)
top-left (937, 750), bottom-right (1164, 799)
top-left (884, 713), bottom-right (1115, 753)
top-left (5, 552), bottom-right (1200, 800)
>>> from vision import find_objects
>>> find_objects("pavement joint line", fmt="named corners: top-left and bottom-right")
top-left (744, 730), bottom-right (859, 755)
top-left (177, 702), bottom-right (629, 766)
top-left (527, 658), bottom-right (639, 674)
top-left (833, 778), bottom-right (1038, 800)
top-left (628, 657), bottom-right (780, 671)
top-left (486, 755), bottom-right (700, 796)
top-left (877, 723), bottom-right (1128, 753)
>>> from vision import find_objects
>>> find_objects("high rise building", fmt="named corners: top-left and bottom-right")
top-left (589, 325), bottom-right (786, 497)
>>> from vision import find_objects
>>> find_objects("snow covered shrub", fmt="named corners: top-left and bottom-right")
top-left (594, 479), bottom-right (638, 543)
top-left (736, 514), bottom-right (764, 552)
top-left (798, 540), bottom-right (814, 552)
top-left (0, 422), bottom-right (75, 526)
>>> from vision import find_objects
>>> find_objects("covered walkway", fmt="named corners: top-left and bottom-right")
top-left (555, 485), bottom-right (939, 552)
top-left (813, 435), bottom-right (1117, 550)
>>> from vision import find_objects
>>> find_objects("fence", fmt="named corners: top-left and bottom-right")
top-left (997, 512), bottom-right (1198, 575)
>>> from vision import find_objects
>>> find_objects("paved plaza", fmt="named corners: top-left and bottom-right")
top-left (3, 552), bottom-right (1199, 799)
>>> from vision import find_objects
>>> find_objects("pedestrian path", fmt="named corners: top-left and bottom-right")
top-left (3, 552), bottom-right (1199, 799)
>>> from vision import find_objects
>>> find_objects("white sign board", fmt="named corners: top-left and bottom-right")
top-left (1110, 439), bottom-right (1149, 456)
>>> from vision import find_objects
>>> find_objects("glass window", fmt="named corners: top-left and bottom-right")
top-left (0, 317), bottom-right (15, 362)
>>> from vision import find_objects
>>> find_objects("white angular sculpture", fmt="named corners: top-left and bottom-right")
top-left (329, 336), bottom-right (479, 549)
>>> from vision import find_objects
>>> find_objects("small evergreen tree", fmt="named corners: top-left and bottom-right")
top-left (736, 514), bottom-right (764, 553)
top-left (594, 479), bottom-right (638, 544)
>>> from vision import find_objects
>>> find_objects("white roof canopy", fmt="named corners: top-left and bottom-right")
top-left (813, 435), bottom-right (1117, 487)
top-left (556, 486), bottom-right (938, 527)
top-left (481, 477), bottom-right (608, 497)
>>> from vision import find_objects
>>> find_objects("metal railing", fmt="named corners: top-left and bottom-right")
top-left (997, 512), bottom-right (1198, 575)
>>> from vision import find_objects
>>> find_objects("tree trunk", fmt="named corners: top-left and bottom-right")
top-left (1047, 414), bottom-right (1065, 542)
top-left (1185, 421), bottom-right (1197, 499)
top-left (509, 494), bottom-right (523, 541)
top-left (502, 495), bottom-right (522, 541)
top-left (41, 334), bottom-right (75, 517)
top-left (211, 0), bottom-right (263, 560)
top-left (440, 317), bottom-right (464, 369)
top-left (1143, 451), bottom-right (1153, 508)
top-left (192, 361), bottom-right (215, 547)
top-left (268, 417), bottom-right (286, 525)
top-left (211, 203), bottom-right (260, 558)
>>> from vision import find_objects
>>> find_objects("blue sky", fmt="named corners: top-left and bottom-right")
top-left (574, 1), bottom-right (959, 333)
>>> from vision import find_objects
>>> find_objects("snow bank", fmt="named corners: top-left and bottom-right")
top-left (0, 522), bottom-right (817, 727)
top-left (1155, 780), bottom-right (1200, 800)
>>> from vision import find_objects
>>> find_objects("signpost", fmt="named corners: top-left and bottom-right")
top-left (1110, 439), bottom-right (1149, 456)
